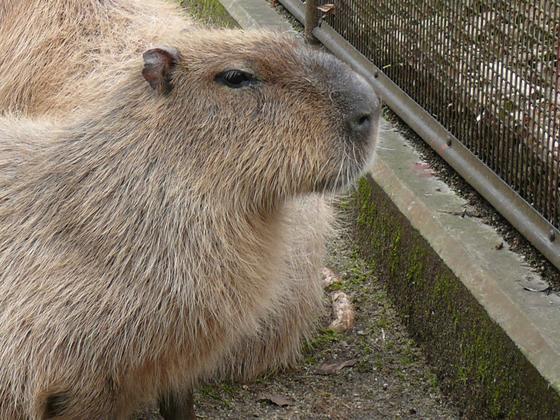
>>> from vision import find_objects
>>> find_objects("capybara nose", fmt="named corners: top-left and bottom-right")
top-left (347, 111), bottom-right (373, 139)
top-left (345, 86), bottom-right (380, 143)
top-left (305, 50), bottom-right (381, 143)
top-left (336, 64), bottom-right (380, 143)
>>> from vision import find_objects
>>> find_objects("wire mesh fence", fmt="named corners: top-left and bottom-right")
top-left (313, 0), bottom-right (560, 229)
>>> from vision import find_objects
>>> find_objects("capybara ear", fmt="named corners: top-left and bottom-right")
top-left (142, 47), bottom-right (180, 94)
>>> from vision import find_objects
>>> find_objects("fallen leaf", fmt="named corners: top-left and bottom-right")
top-left (413, 161), bottom-right (434, 177)
top-left (316, 358), bottom-right (358, 375)
top-left (258, 394), bottom-right (293, 407)
top-left (523, 285), bottom-right (552, 294)
top-left (322, 267), bottom-right (341, 288)
top-left (317, 4), bottom-right (335, 14)
top-left (329, 291), bottom-right (355, 332)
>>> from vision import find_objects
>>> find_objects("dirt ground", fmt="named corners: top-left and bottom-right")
top-left (192, 208), bottom-right (460, 419)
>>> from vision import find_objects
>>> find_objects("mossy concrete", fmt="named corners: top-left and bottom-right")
top-left (182, 0), bottom-right (238, 27)
top-left (353, 127), bottom-right (560, 418)
top-left (219, 0), bottom-right (292, 31)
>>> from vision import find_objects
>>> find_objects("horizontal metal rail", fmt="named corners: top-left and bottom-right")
top-left (279, 0), bottom-right (560, 270)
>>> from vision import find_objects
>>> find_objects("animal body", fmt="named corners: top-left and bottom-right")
top-left (0, 0), bottom-right (380, 418)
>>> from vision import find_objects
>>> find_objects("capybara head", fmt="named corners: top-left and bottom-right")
top-left (135, 30), bottom-right (380, 204)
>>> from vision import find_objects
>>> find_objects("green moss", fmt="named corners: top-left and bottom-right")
top-left (325, 281), bottom-right (344, 292)
top-left (373, 353), bottom-right (384, 370)
top-left (182, 0), bottom-right (238, 27)
top-left (375, 314), bottom-right (389, 330)
top-left (198, 384), bottom-right (221, 400)
top-left (350, 175), bottom-right (560, 418)
top-left (306, 328), bottom-right (343, 351)
top-left (198, 384), bottom-right (233, 408)
top-left (304, 353), bottom-right (317, 365)
top-left (389, 229), bottom-right (401, 277)
top-left (427, 372), bottom-right (439, 390)
top-left (357, 335), bottom-right (374, 356)
top-left (457, 366), bottom-right (469, 385)
top-left (220, 382), bottom-right (236, 396)
top-left (399, 339), bottom-right (418, 366)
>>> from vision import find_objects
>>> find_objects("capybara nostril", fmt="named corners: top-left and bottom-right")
top-left (347, 111), bottom-right (373, 139)
top-left (347, 76), bottom-right (381, 142)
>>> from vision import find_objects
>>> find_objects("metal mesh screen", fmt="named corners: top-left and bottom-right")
top-left (317, 0), bottom-right (560, 229)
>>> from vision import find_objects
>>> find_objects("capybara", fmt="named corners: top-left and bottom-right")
top-left (0, 1), bottom-right (380, 418)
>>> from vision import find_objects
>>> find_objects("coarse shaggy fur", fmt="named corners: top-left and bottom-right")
top-left (0, 0), bottom-right (380, 418)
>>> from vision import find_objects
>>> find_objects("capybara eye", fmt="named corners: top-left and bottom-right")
top-left (215, 70), bottom-right (258, 89)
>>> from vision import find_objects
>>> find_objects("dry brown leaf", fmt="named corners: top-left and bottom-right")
top-left (317, 4), bottom-right (335, 14)
top-left (316, 358), bottom-right (358, 375)
top-left (328, 291), bottom-right (355, 332)
top-left (321, 267), bottom-right (341, 288)
top-left (258, 394), bottom-right (293, 407)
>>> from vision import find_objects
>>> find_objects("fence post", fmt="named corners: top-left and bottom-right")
top-left (304, 0), bottom-right (319, 44)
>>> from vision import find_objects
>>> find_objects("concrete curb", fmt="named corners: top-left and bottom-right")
top-left (218, 0), bottom-right (292, 31)
top-left (371, 128), bottom-right (560, 393)
top-left (355, 129), bottom-right (560, 417)
top-left (215, 0), bottom-right (560, 416)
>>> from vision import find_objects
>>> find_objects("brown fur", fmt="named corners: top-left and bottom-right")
top-left (0, 1), bottom-right (379, 418)
top-left (0, 0), bottom-right (192, 117)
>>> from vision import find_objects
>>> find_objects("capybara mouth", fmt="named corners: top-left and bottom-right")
top-left (335, 112), bottom-right (380, 191)
top-left (317, 143), bottom-right (374, 193)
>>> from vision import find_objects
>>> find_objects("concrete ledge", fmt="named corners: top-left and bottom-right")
top-left (219, 0), bottom-right (293, 31)
top-left (353, 129), bottom-right (560, 417)
top-left (216, 0), bottom-right (560, 417)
